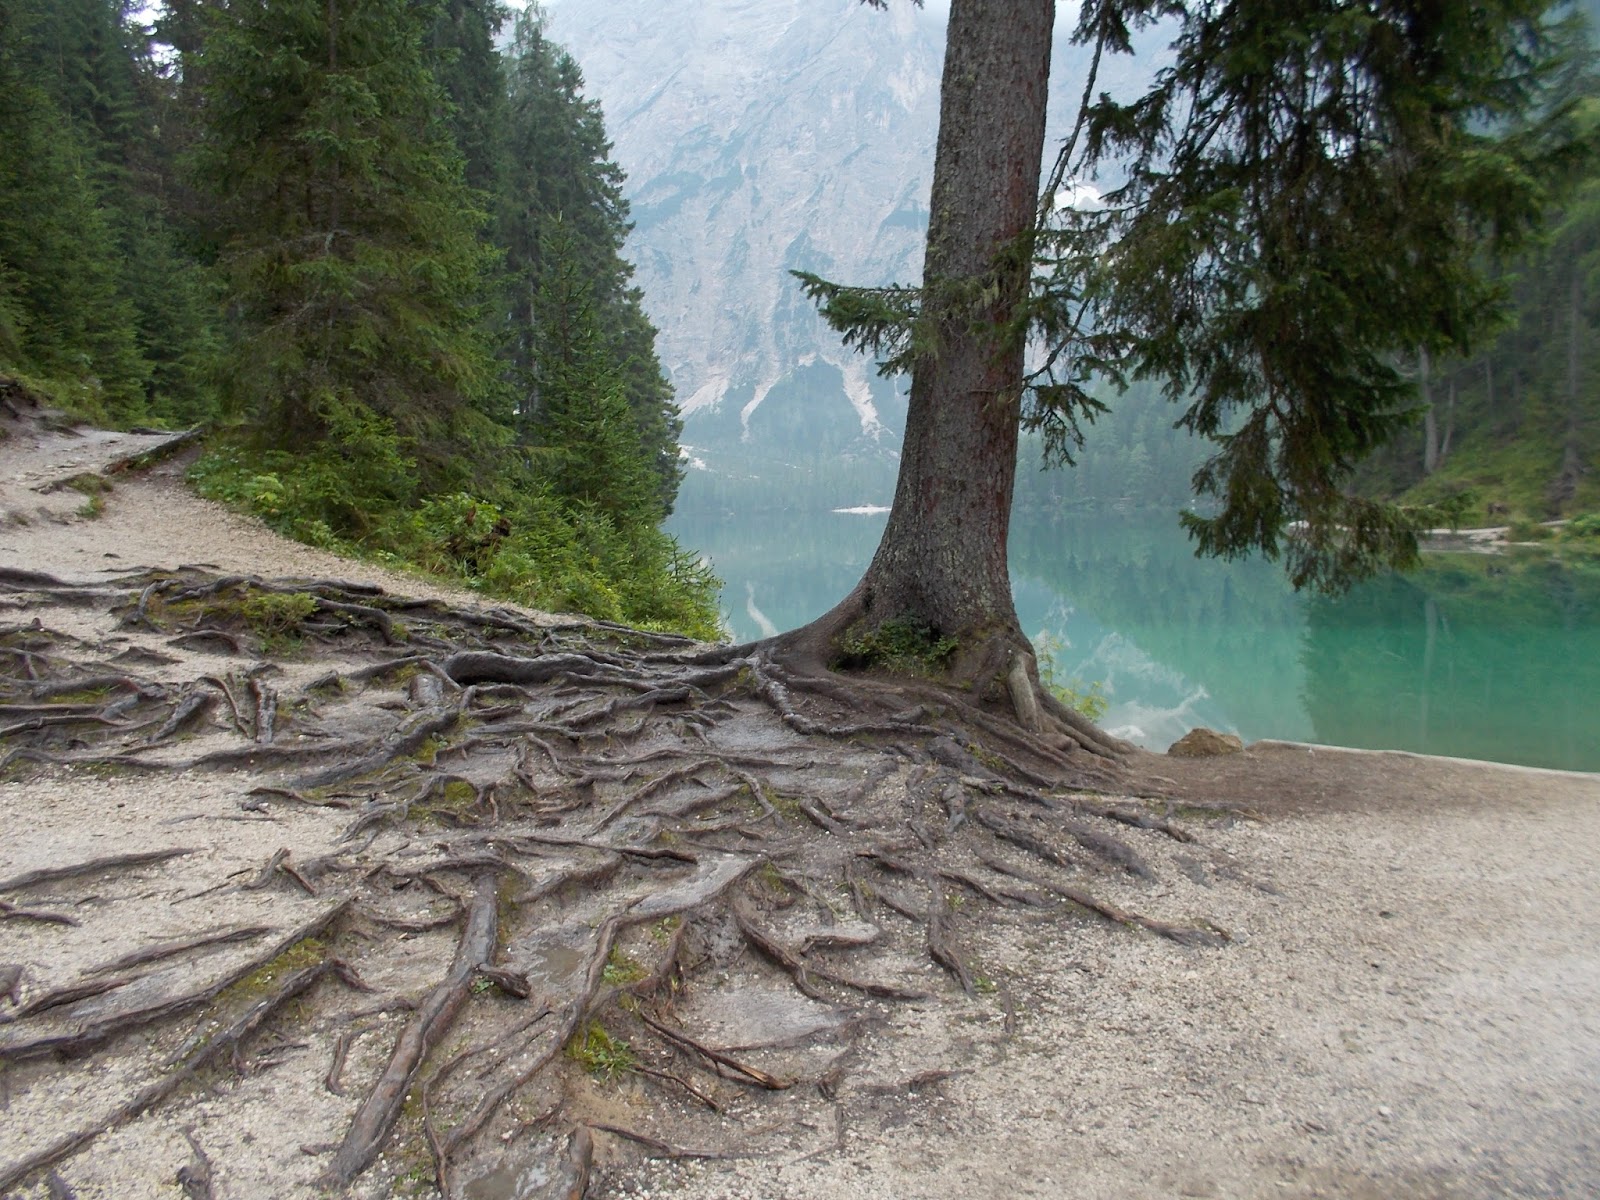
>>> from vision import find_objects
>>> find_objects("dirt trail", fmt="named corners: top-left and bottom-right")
top-left (0, 415), bottom-right (1596, 1200)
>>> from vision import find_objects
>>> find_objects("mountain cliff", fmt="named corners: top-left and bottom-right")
top-left (546, 0), bottom-right (1146, 467)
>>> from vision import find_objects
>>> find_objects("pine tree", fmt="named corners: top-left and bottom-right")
top-left (426, 0), bottom-right (510, 200)
top-left (499, 9), bottom-right (683, 511)
top-left (786, 0), bottom-right (1577, 744)
top-left (0, 0), bottom-right (149, 417)
top-left (527, 226), bottom-right (661, 527)
top-left (193, 0), bottom-right (506, 523)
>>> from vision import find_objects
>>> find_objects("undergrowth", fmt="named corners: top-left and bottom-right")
top-left (188, 434), bottom-right (722, 640)
top-left (836, 617), bottom-right (958, 674)
top-left (1033, 633), bottom-right (1109, 721)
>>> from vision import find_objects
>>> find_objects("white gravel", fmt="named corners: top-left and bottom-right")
top-left (1, 423), bottom-right (1596, 1199)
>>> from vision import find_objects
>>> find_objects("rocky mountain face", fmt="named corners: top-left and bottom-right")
top-left (547, 0), bottom-right (1145, 469)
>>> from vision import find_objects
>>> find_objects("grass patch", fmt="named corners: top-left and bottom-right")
top-left (566, 1021), bottom-right (636, 1081)
top-left (238, 591), bottom-right (318, 639)
top-left (1375, 420), bottom-right (1600, 527)
top-left (601, 947), bottom-right (649, 987)
top-left (836, 616), bottom-right (958, 675)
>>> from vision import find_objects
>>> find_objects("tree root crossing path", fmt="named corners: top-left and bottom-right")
top-left (2, 450), bottom-right (1598, 1200)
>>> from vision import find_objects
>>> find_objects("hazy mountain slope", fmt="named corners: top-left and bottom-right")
top-left (548, 0), bottom-right (1149, 464)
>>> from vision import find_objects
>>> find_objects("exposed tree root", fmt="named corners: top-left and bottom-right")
top-left (0, 566), bottom-right (1239, 1196)
top-left (0, 955), bottom-right (338, 1192)
top-left (0, 847), bottom-right (195, 894)
top-left (0, 901), bottom-right (348, 1062)
top-left (322, 872), bottom-right (500, 1186)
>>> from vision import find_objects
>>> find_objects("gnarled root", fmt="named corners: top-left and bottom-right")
top-left (0, 565), bottom-right (1237, 1197)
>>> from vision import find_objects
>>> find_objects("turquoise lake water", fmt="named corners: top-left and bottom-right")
top-left (668, 501), bottom-right (1600, 773)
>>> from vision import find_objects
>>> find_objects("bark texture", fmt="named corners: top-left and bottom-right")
top-left (798, 0), bottom-right (1053, 668)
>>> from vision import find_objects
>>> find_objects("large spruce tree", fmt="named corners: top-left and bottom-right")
top-left (790, 0), bottom-right (1578, 747)
top-left (500, 9), bottom-right (684, 513)
top-left (193, 0), bottom-right (505, 526)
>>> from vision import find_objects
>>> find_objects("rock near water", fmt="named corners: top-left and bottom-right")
top-left (1167, 728), bottom-right (1245, 757)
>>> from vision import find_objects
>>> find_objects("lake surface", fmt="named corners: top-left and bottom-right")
top-left (668, 500), bottom-right (1600, 773)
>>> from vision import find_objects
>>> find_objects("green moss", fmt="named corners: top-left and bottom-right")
top-left (566, 1021), bottom-right (636, 1081)
top-left (231, 936), bottom-right (327, 995)
top-left (408, 734), bottom-right (445, 767)
top-left (601, 947), bottom-right (649, 987)
top-left (966, 741), bottom-right (1008, 774)
top-left (835, 617), bottom-right (959, 675)
top-left (748, 862), bottom-right (794, 904)
top-left (419, 777), bottom-right (478, 824)
top-left (46, 685), bottom-right (117, 704)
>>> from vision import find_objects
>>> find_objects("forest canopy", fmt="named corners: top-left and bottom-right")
top-left (0, 0), bottom-right (718, 637)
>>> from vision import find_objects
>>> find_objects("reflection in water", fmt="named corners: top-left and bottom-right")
top-left (744, 581), bottom-right (780, 639)
top-left (669, 498), bottom-right (1600, 772)
top-left (1300, 556), bottom-right (1600, 771)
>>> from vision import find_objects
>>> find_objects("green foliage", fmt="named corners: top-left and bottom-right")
top-left (566, 1021), bottom-right (635, 1081)
top-left (1032, 633), bottom-right (1108, 721)
top-left (837, 617), bottom-right (958, 674)
top-left (190, 437), bottom-right (722, 641)
top-left (237, 592), bottom-right (318, 640)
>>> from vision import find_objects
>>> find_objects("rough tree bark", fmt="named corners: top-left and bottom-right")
top-left (1420, 346), bottom-right (1439, 476)
top-left (773, 0), bottom-right (1109, 750)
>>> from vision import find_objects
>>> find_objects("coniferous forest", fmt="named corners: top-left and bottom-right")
top-left (0, 0), bottom-right (720, 637)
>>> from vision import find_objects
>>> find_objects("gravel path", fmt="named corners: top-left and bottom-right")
top-left (2, 418), bottom-right (1596, 1199)
top-left (634, 746), bottom-right (1600, 1199)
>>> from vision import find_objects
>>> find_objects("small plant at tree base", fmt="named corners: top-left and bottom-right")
top-left (566, 1021), bottom-right (636, 1081)
top-left (1033, 633), bottom-right (1109, 721)
top-left (238, 591), bottom-right (318, 642)
top-left (836, 617), bottom-right (959, 674)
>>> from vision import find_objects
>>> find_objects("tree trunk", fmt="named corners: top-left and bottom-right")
top-left (787, 0), bottom-right (1052, 675)
top-left (1550, 266), bottom-right (1585, 511)
top-left (1419, 347), bottom-right (1439, 475)
top-left (1440, 370), bottom-right (1455, 464)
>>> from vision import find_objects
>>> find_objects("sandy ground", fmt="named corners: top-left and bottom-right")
top-left (1, 419), bottom-right (1597, 1199)
top-left (629, 746), bottom-right (1600, 1200)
